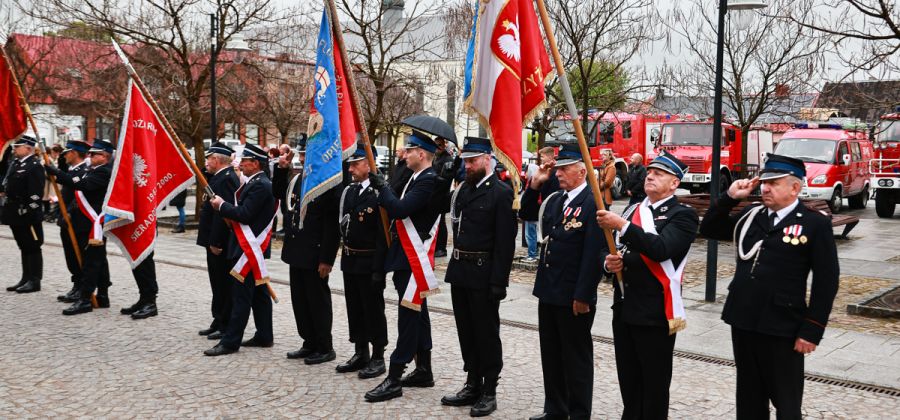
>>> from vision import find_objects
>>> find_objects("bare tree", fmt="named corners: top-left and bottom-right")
top-left (663, 0), bottom-right (828, 163)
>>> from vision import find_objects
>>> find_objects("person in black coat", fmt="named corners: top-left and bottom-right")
top-left (47, 139), bottom-right (115, 315)
top-left (597, 151), bottom-right (699, 419)
top-left (431, 138), bottom-right (455, 257)
top-left (625, 153), bottom-right (647, 206)
top-left (272, 142), bottom-right (341, 365)
top-left (196, 142), bottom-right (240, 339)
top-left (524, 144), bottom-right (605, 420)
top-left (440, 137), bottom-right (517, 417)
top-left (389, 147), bottom-right (412, 196)
top-left (55, 140), bottom-right (92, 303)
top-left (2, 135), bottom-right (46, 294)
top-left (699, 154), bottom-right (839, 420)
top-left (204, 144), bottom-right (277, 356)
top-left (364, 131), bottom-right (441, 403)
top-left (337, 143), bottom-right (389, 379)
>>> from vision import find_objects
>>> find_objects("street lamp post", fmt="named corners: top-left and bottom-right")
top-left (209, 12), bottom-right (252, 146)
top-left (705, 0), bottom-right (767, 302)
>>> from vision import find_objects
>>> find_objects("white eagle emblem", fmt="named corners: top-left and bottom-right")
top-left (133, 153), bottom-right (150, 187)
top-left (497, 18), bottom-right (521, 62)
top-left (315, 66), bottom-right (331, 104)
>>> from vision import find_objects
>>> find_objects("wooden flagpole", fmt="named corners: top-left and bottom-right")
top-left (533, 0), bottom-right (623, 284)
top-left (324, 0), bottom-right (392, 247)
top-left (110, 41), bottom-right (278, 302)
top-left (1, 48), bottom-right (82, 268)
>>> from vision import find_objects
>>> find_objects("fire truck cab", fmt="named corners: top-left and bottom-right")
top-left (775, 123), bottom-right (873, 213)
top-left (870, 110), bottom-right (900, 218)
top-left (656, 121), bottom-right (773, 194)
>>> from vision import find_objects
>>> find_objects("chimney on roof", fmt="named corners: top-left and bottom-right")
top-left (775, 84), bottom-right (790, 97)
top-left (382, 0), bottom-right (405, 27)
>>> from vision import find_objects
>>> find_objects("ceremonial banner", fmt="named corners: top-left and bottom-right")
top-left (299, 8), bottom-right (355, 227)
top-left (0, 52), bottom-right (27, 154)
top-left (464, 0), bottom-right (552, 204)
top-left (102, 80), bottom-right (195, 268)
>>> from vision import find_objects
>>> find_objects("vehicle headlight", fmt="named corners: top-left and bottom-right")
top-left (811, 175), bottom-right (827, 185)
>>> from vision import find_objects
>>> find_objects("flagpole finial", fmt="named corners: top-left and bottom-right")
top-left (111, 39), bottom-right (136, 76)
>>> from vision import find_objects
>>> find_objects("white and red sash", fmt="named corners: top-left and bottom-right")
top-left (74, 190), bottom-right (104, 245)
top-left (396, 216), bottom-right (441, 311)
top-left (228, 191), bottom-right (280, 289)
top-left (630, 198), bottom-right (688, 335)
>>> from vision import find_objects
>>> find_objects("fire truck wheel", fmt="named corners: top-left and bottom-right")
top-left (875, 194), bottom-right (896, 218)
top-left (829, 187), bottom-right (843, 214)
top-left (848, 186), bottom-right (869, 209)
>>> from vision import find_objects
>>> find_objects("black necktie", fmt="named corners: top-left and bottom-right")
top-left (768, 211), bottom-right (778, 229)
top-left (556, 192), bottom-right (568, 217)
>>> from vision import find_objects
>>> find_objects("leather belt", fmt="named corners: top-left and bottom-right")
top-left (343, 245), bottom-right (375, 256)
top-left (452, 249), bottom-right (491, 266)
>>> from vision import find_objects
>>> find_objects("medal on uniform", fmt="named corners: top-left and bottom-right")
top-left (366, 207), bottom-right (373, 213)
top-left (783, 235), bottom-right (791, 243)
top-left (799, 235), bottom-right (808, 244)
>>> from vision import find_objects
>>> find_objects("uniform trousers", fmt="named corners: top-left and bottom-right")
top-left (11, 222), bottom-right (43, 252)
top-left (290, 266), bottom-right (333, 353)
top-left (60, 228), bottom-right (85, 285)
top-left (390, 270), bottom-right (432, 364)
top-left (132, 253), bottom-right (158, 300)
top-left (220, 271), bottom-right (273, 349)
top-left (731, 327), bottom-right (804, 420)
top-left (538, 302), bottom-right (596, 420)
top-left (79, 241), bottom-right (109, 295)
top-left (343, 272), bottom-right (388, 348)
top-left (612, 310), bottom-right (676, 420)
top-left (206, 249), bottom-right (233, 330)
top-left (436, 213), bottom-right (448, 252)
top-left (451, 285), bottom-right (502, 381)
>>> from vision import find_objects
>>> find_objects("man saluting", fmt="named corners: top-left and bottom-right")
top-left (700, 154), bottom-right (839, 419)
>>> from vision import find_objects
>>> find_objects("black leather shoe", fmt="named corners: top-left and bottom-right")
top-left (62, 299), bottom-right (93, 316)
top-left (336, 353), bottom-right (370, 373)
top-left (304, 350), bottom-right (336, 365)
top-left (207, 331), bottom-right (224, 340)
top-left (364, 377), bottom-right (403, 402)
top-left (241, 337), bottom-right (274, 348)
top-left (470, 394), bottom-right (497, 417)
top-left (6, 278), bottom-right (27, 292)
top-left (58, 286), bottom-right (79, 302)
top-left (400, 367), bottom-right (435, 388)
top-left (528, 414), bottom-right (548, 420)
top-left (120, 300), bottom-right (143, 315)
top-left (441, 383), bottom-right (483, 406)
top-left (198, 327), bottom-right (217, 336)
top-left (131, 303), bottom-right (158, 319)
top-left (96, 295), bottom-right (110, 308)
top-left (15, 279), bottom-right (40, 293)
top-left (203, 344), bottom-right (237, 357)
top-left (359, 358), bottom-right (386, 379)
top-left (287, 347), bottom-right (315, 359)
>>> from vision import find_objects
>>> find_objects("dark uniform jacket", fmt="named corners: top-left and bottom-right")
top-left (1, 155), bottom-right (46, 226)
top-left (377, 167), bottom-right (439, 278)
top-left (197, 166), bottom-right (240, 248)
top-left (52, 162), bottom-right (112, 233)
top-left (445, 173), bottom-right (517, 289)
top-left (527, 184), bottom-right (605, 306)
top-left (56, 160), bottom-right (89, 228)
top-left (432, 151), bottom-right (455, 214)
top-left (604, 196), bottom-right (698, 327)
top-left (625, 163), bottom-right (646, 199)
top-left (339, 181), bottom-right (387, 274)
top-left (218, 171), bottom-right (276, 261)
top-left (272, 166), bottom-right (340, 270)
top-left (699, 195), bottom-right (839, 344)
top-left (389, 159), bottom-right (412, 196)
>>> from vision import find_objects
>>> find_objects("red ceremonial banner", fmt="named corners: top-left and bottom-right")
top-left (103, 80), bottom-right (195, 268)
top-left (332, 26), bottom-right (358, 159)
top-left (0, 54), bottom-right (28, 151)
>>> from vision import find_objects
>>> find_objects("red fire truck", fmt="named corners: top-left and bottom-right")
top-left (546, 111), bottom-right (669, 198)
top-left (656, 121), bottom-right (774, 194)
top-left (869, 109), bottom-right (900, 218)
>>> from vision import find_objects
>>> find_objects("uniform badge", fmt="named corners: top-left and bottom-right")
top-left (659, 206), bottom-right (668, 212)
top-left (799, 235), bottom-right (808, 244)
top-left (366, 207), bottom-right (373, 213)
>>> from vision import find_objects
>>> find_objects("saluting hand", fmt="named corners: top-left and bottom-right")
top-left (210, 195), bottom-right (224, 210)
top-left (596, 209), bottom-right (626, 231)
top-left (277, 150), bottom-right (294, 169)
top-left (572, 299), bottom-right (590, 316)
top-left (727, 176), bottom-right (760, 200)
top-left (529, 162), bottom-right (555, 190)
top-left (794, 338), bottom-right (817, 355)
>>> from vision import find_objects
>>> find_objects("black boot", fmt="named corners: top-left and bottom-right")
top-left (58, 284), bottom-right (81, 302)
top-left (62, 298), bottom-right (93, 315)
top-left (337, 342), bottom-right (370, 373)
top-left (7, 251), bottom-right (28, 291)
top-left (95, 287), bottom-right (110, 308)
top-left (364, 363), bottom-right (404, 402)
top-left (470, 377), bottom-right (498, 417)
top-left (16, 252), bottom-right (41, 293)
top-left (359, 344), bottom-right (386, 379)
top-left (401, 350), bottom-right (434, 388)
top-left (442, 373), bottom-right (483, 406)
top-left (132, 298), bottom-right (158, 319)
top-left (121, 299), bottom-right (144, 315)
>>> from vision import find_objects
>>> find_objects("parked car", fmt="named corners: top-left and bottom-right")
top-left (375, 145), bottom-right (390, 172)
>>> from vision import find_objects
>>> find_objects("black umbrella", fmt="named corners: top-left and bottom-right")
top-left (401, 115), bottom-right (458, 145)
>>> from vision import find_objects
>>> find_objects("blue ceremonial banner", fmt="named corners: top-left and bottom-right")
top-left (299, 9), bottom-right (344, 228)
top-left (462, 0), bottom-right (479, 101)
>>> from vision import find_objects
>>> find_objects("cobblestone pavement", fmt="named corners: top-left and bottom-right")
top-left (2, 236), bottom-right (899, 418)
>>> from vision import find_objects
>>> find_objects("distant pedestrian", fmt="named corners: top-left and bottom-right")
top-left (598, 149), bottom-right (616, 209)
top-left (625, 153), bottom-right (647, 206)
top-left (170, 189), bottom-right (187, 233)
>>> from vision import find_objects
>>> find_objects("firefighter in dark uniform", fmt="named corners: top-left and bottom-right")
top-left (440, 137), bottom-right (516, 417)
top-left (597, 151), bottom-right (699, 419)
top-left (2, 135), bottom-right (46, 293)
top-left (364, 131), bottom-right (441, 403)
top-left (524, 144), bottom-right (605, 420)
top-left (700, 154), bottom-right (839, 420)
top-left (55, 140), bottom-right (92, 303)
top-left (47, 139), bottom-right (115, 315)
top-left (337, 142), bottom-right (389, 379)
top-left (272, 139), bottom-right (341, 365)
top-left (196, 142), bottom-right (240, 339)
top-left (432, 138), bottom-right (455, 257)
top-left (204, 143), bottom-right (277, 356)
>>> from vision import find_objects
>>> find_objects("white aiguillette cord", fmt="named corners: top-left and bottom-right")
top-left (734, 205), bottom-right (765, 262)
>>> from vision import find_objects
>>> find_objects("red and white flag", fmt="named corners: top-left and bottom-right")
top-left (464, 0), bottom-right (553, 204)
top-left (0, 52), bottom-right (28, 154)
top-left (102, 80), bottom-right (195, 268)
